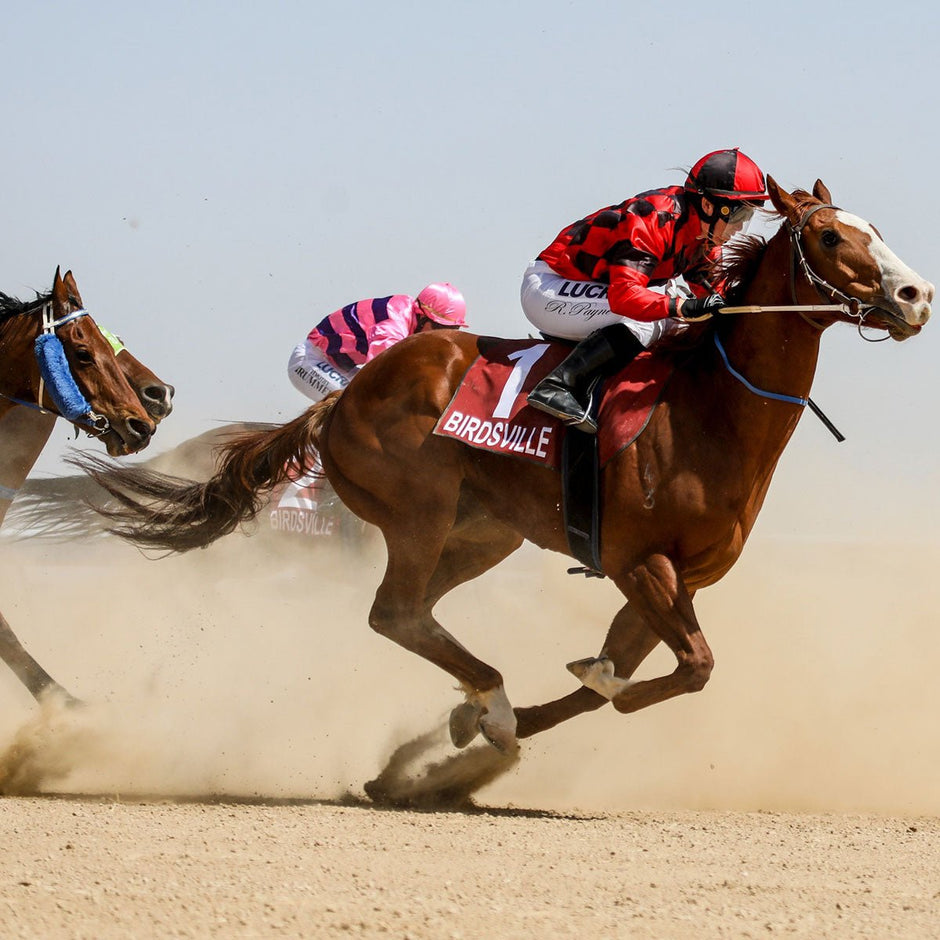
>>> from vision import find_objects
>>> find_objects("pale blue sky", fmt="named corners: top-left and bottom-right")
top-left (4, 0), bottom-right (938, 539)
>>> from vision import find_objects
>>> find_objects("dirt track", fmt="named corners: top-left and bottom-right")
top-left (2, 797), bottom-right (939, 938)
top-left (2, 528), bottom-right (940, 937)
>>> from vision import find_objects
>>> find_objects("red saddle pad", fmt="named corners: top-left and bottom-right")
top-left (433, 338), bottom-right (673, 468)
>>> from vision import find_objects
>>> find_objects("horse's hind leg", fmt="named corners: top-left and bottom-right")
top-left (424, 494), bottom-right (524, 607)
top-left (515, 602), bottom-right (660, 738)
top-left (370, 503), bottom-right (520, 753)
top-left (422, 504), bottom-right (524, 748)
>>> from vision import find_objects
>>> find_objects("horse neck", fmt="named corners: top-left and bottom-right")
top-left (0, 311), bottom-right (40, 402)
top-left (712, 227), bottom-right (828, 477)
top-left (0, 407), bottom-right (57, 525)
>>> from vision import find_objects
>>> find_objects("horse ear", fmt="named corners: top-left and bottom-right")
top-left (765, 175), bottom-right (799, 221)
top-left (62, 269), bottom-right (83, 307)
top-left (52, 266), bottom-right (68, 312)
top-left (813, 179), bottom-right (833, 204)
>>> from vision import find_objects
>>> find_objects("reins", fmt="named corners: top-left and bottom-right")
top-left (711, 204), bottom-right (869, 442)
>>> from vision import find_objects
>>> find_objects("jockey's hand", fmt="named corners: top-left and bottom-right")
top-left (677, 294), bottom-right (724, 322)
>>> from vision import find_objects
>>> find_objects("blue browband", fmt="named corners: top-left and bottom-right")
top-left (713, 332), bottom-right (808, 407)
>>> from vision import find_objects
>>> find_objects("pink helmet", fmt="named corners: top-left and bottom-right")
top-left (416, 283), bottom-right (467, 327)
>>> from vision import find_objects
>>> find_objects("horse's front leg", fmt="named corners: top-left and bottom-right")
top-left (515, 601), bottom-right (661, 737)
top-left (568, 554), bottom-right (713, 713)
top-left (0, 409), bottom-right (78, 704)
top-left (0, 611), bottom-right (76, 704)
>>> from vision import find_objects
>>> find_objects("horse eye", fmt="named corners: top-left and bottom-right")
top-left (73, 347), bottom-right (94, 365)
top-left (820, 229), bottom-right (840, 248)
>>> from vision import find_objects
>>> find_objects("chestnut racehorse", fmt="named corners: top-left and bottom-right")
top-left (0, 268), bottom-right (173, 704)
top-left (80, 178), bottom-right (932, 752)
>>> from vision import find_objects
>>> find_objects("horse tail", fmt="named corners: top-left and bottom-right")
top-left (3, 474), bottom-right (110, 541)
top-left (71, 393), bottom-right (342, 554)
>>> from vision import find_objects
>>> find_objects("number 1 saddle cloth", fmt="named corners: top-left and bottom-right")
top-left (433, 337), bottom-right (674, 469)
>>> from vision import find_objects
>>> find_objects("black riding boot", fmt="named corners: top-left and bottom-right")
top-left (527, 323), bottom-right (644, 433)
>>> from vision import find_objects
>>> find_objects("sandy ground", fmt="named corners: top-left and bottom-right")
top-left (2, 797), bottom-right (938, 939)
top-left (1, 510), bottom-right (940, 937)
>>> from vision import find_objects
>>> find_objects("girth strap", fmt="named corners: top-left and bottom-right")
top-left (562, 427), bottom-right (604, 575)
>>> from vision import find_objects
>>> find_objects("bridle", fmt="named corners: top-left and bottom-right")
top-left (0, 301), bottom-right (112, 435)
top-left (787, 203), bottom-right (890, 342)
top-left (713, 202), bottom-right (888, 442)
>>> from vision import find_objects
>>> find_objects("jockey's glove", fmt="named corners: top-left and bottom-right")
top-left (677, 294), bottom-right (725, 322)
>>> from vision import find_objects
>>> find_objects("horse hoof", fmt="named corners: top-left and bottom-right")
top-left (477, 686), bottom-right (519, 754)
top-left (39, 685), bottom-right (84, 710)
top-left (449, 700), bottom-right (483, 749)
top-left (567, 657), bottom-right (635, 700)
top-left (567, 656), bottom-right (611, 682)
top-left (479, 717), bottom-right (519, 755)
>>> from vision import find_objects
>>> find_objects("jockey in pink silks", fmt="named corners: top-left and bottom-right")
top-left (280, 283), bottom-right (468, 521)
top-left (288, 283), bottom-right (468, 402)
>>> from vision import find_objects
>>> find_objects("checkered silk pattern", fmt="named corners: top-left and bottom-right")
top-left (537, 185), bottom-right (719, 321)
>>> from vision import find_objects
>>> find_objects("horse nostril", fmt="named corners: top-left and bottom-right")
top-left (128, 418), bottom-right (153, 442)
top-left (898, 285), bottom-right (920, 303)
top-left (141, 384), bottom-right (174, 417)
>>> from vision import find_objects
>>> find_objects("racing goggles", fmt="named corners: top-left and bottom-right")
top-left (716, 201), bottom-right (759, 226)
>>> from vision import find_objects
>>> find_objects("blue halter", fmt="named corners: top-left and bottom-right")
top-left (1, 303), bottom-right (109, 433)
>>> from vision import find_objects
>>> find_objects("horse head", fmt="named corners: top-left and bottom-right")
top-left (766, 176), bottom-right (933, 340)
top-left (50, 268), bottom-right (157, 456)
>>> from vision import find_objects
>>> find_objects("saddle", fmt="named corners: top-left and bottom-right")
top-left (433, 337), bottom-right (676, 575)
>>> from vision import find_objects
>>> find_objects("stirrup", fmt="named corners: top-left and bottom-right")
top-left (527, 378), bottom-right (600, 433)
top-left (527, 392), bottom-right (588, 426)
top-left (527, 377), bottom-right (594, 425)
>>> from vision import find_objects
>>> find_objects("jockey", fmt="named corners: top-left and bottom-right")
top-left (288, 282), bottom-right (467, 402)
top-left (522, 148), bottom-right (768, 432)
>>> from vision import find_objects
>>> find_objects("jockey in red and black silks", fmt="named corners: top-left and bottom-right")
top-left (535, 185), bottom-right (717, 327)
top-left (523, 147), bottom-right (769, 433)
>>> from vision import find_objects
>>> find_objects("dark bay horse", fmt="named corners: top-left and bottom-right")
top-left (0, 267), bottom-right (173, 704)
top-left (80, 179), bottom-right (932, 753)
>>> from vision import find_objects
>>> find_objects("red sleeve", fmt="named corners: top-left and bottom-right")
top-left (607, 266), bottom-right (673, 321)
top-left (607, 220), bottom-right (719, 318)
top-left (606, 220), bottom-right (674, 321)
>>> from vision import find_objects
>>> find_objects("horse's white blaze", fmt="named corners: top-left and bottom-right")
top-left (836, 211), bottom-right (934, 324)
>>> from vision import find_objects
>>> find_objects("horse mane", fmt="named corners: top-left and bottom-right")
top-left (713, 234), bottom-right (767, 303)
top-left (0, 289), bottom-right (51, 321)
top-left (714, 190), bottom-right (819, 303)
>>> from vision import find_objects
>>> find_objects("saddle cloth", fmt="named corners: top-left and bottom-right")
top-left (433, 338), bottom-right (673, 467)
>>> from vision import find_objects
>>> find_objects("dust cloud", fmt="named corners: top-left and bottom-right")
top-left (0, 498), bottom-right (938, 814)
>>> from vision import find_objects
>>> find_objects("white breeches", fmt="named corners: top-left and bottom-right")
top-left (520, 260), bottom-right (686, 346)
top-left (287, 340), bottom-right (357, 403)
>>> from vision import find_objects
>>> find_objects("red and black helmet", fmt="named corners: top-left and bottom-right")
top-left (685, 148), bottom-right (768, 202)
